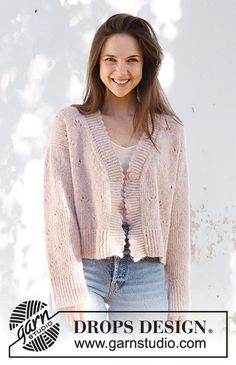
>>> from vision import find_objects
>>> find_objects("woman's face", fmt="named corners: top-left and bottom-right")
top-left (99, 33), bottom-right (144, 98)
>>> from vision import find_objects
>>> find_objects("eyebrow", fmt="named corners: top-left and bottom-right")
top-left (103, 54), bottom-right (142, 58)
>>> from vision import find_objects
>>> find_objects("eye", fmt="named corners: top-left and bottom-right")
top-left (128, 58), bottom-right (139, 62)
top-left (105, 57), bottom-right (115, 62)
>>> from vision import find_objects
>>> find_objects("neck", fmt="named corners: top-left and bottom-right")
top-left (101, 89), bottom-right (138, 119)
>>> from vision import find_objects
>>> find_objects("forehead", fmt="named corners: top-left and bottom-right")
top-left (100, 33), bottom-right (143, 56)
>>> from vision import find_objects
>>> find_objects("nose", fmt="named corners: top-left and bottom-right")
top-left (114, 62), bottom-right (129, 76)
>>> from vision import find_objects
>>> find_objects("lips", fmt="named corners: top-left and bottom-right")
top-left (112, 78), bottom-right (130, 85)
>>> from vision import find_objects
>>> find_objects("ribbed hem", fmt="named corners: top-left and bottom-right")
top-left (80, 229), bottom-right (125, 258)
top-left (50, 268), bottom-right (91, 310)
top-left (142, 228), bottom-right (165, 254)
top-left (168, 284), bottom-right (190, 313)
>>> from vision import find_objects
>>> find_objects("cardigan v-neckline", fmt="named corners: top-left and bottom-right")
top-left (97, 109), bottom-right (145, 149)
top-left (85, 109), bottom-right (159, 183)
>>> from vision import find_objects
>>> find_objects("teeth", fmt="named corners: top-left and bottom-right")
top-left (113, 79), bottom-right (130, 84)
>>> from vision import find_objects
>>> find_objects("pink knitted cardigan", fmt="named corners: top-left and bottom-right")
top-left (43, 106), bottom-right (191, 312)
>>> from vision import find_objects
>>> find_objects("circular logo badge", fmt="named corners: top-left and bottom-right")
top-left (9, 300), bottom-right (60, 352)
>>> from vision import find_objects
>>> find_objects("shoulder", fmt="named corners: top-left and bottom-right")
top-left (54, 105), bottom-right (86, 127)
top-left (158, 113), bottom-right (184, 130)
top-left (158, 113), bottom-right (186, 141)
top-left (49, 106), bottom-right (88, 144)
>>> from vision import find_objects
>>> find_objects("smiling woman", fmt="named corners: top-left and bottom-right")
top-left (71, 13), bottom-right (183, 149)
top-left (44, 13), bottom-right (191, 332)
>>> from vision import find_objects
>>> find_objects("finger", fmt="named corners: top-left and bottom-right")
top-left (74, 312), bottom-right (88, 330)
top-left (65, 313), bottom-right (78, 328)
top-left (68, 314), bottom-right (76, 328)
top-left (64, 313), bottom-right (73, 328)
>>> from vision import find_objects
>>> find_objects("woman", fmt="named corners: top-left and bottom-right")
top-left (44, 13), bottom-right (191, 329)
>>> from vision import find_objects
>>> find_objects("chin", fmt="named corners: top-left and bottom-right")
top-left (112, 91), bottom-right (133, 98)
top-left (108, 86), bottom-right (137, 98)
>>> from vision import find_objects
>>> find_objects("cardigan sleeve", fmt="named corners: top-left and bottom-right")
top-left (165, 126), bottom-right (191, 313)
top-left (43, 111), bottom-right (91, 309)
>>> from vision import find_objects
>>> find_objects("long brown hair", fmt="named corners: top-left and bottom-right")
top-left (71, 13), bottom-right (182, 151)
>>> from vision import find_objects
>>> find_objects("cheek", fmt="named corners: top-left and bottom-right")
top-left (100, 64), bottom-right (114, 76)
top-left (99, 67), bottom-right (110, 85)
top-left (130, 64), bottom-right (143, 77)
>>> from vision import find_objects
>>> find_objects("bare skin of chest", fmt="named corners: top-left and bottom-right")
top-left (101, 114), bottom-right (143, 148)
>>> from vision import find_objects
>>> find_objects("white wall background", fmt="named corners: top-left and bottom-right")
top-left (1, 0), bottom-right (236, 362)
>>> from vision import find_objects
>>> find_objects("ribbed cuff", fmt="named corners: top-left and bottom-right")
top-left (168, 284), bottom-right (190, 314)
top-left (50, 269), bottom-right (91, 309)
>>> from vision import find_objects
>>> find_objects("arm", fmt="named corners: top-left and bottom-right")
top-left (43, 111), bottom-right (91, 310)
top-left (165, 126), bottom-right (191, 317)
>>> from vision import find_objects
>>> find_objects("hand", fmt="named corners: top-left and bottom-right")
top-left (61, 303), bottom-right (91, 328)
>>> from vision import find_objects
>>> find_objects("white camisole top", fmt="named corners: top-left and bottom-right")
top-left (111, 141), bottom-right (137, 223)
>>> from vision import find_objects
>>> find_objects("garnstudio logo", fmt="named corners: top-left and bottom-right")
top-left (9, 300), bottom-right (60, 352)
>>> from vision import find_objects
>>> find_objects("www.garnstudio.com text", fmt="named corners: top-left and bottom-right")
top-left (73, 336), bottom-right (206, 351)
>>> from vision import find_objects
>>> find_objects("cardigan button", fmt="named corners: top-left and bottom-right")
top-left (127, 171), bottom-right (139, 181)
